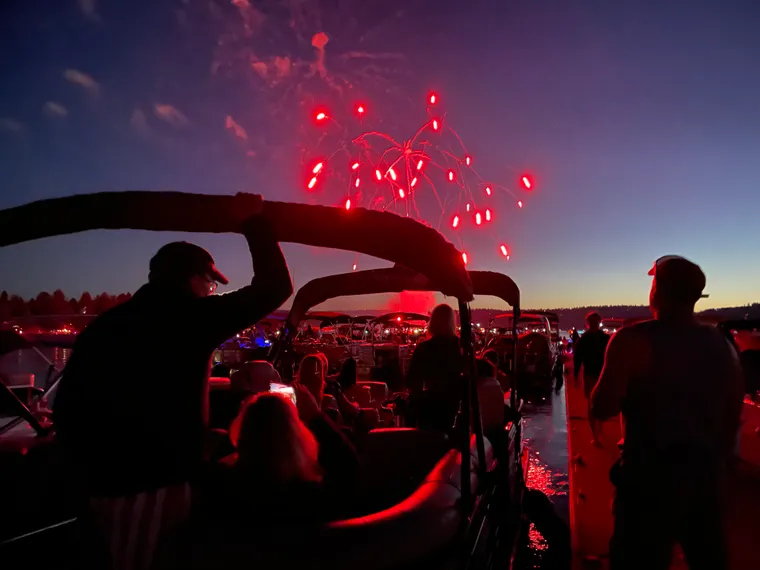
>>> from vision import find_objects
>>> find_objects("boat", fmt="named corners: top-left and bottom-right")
top-left (600, 318), bottom-right (624, 334)
top-left (266, 264), bottom-right (528, 569)
top-left (0, 192), bottom-right (529, 569)
top-left (484, 312), bottom-right (559, 395)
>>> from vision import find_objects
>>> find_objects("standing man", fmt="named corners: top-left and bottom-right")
top-left (590, 255), bottom-right (744, 570)
top-left (573, 311), bottom-right (610, 445)
top-left (53, 195), bottom-right (293, 570)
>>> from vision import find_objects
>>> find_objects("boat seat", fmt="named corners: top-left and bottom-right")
top-left (345, 384), bottom-right (374, 408)
top-left (356, 381), bottom-right (389, 403)
top-left (350, 428), bottom-right (452, 514)
top-left (476, 376), bottom-right (506, 434)
top-left (355, 408), bottom-right (380, 431)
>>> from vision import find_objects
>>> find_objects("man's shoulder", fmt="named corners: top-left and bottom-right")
top-left (607, 320), bottom-right (652, 348)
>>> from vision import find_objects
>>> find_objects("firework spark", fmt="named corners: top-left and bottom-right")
top-left (303, 92), bottom-right (533, 269)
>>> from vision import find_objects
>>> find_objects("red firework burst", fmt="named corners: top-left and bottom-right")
top-left (303, 92), bottom-right (533, 269)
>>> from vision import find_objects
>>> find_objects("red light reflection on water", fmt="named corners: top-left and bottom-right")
top-left (526, 453), bottom-right (568, 498)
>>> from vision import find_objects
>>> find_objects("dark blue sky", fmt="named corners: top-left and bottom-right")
top-left (1, 0), bottom-right (759, 310)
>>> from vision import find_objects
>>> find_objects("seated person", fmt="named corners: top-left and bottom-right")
top-left (405, 304), bottom-right (463, 433)
top-left (475, 358), bottom-right (506, 434)
top-left (197, 386), bottom-right (359, 533)
top-left (481, 349), bottom-right (511, 392)
top-left (336, 357), bottom-right (358, 391)
top-left (209, 360), bottom-right (279, 430)
top-left (299, 354), bottom-right (360, 426)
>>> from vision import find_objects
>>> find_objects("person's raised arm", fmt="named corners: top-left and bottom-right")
top-left (590, 329), bottom-right (632, 421)
top-left (195, 210), bottom-right (293, 348)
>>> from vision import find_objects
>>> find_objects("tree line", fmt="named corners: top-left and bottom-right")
top-left (0, 290), bottom-right (133, 321)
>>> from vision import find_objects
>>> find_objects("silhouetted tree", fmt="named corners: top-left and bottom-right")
top-left (0, 291), bottom-right (10, 322)
top-left (92, 293), bottom-right (114, 315)
top-left (32, 292), bottom-right (54, 315)
top-left (9, 295), bottom-right (28, 317)
top-left (78, 292), bottom-right (93, 314)
top-left (51, 290), bottom-right (69, 315)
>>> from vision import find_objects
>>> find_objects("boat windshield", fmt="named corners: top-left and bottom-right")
top-left (0, 322), bottom-right (74, 432)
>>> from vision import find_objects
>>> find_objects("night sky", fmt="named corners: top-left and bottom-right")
top-left (1, 0), bottom-right (759, 311)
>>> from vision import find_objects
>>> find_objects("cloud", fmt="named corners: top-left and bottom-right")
top-left (130, 109), bottom-right (152, 137)
top-left (154, 104), bottom-right (188, 127)
top-left (0, 118), bottom-right (25, 135)
top-left (64, 69), bottom-right (101, 95)
top-left (78, 0), bottom-right (100, 22)
top-left (43, 101), bottom-right (68, 118)
top-left (225, 115), bottom-right (247, 140)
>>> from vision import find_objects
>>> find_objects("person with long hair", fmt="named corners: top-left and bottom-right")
top-left (196, 386), bottom-right (358, 535)
top-left (405, 304), bottom-right (463, 432)
top-left (299, 353), bottom-right (360, 426)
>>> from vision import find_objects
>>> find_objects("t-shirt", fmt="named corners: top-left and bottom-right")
top-left (573, 329), bottom-right (610, 378)
top-left (591, 319), bottom-right (744, 465)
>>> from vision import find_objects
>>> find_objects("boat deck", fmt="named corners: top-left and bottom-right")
top-left (567, 370), bottom-right (760, 570)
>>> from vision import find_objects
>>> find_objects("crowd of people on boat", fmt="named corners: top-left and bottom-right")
top-left (50, 210), bottom-right (510, 570)
top-left (42, 195), bottom-right (753, 570)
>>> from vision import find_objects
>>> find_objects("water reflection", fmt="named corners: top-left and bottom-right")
top-left (518, 386), bottom-right (570, 568)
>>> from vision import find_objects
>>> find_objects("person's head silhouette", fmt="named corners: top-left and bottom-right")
top-left (648, 255), bottom-right (708, 319)
top-left (148, 242), bottom-right (228, 298)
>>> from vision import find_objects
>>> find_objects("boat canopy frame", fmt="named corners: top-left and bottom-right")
top-left (277, 266), bottom-right (522, 504)
top-left (0, 191), bottom-right (480, 509)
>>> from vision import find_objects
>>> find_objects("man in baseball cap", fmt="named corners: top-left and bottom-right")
top-left (54, 199), bottom-right (293, 570)
top-left (589, 255), bottom-right (743, 570)
top-left (149, 241), bottom-right (230, 296)
top-left (647, 255), bottom-right (709, 309)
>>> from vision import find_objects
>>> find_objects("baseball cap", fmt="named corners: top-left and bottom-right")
top-left (149, 241), bottom-right (229, 285)
top-left (648, 255), bottom-right (708, 300)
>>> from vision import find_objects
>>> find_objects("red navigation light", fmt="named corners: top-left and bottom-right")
top-left (465, 155), bottom-right (471, 166)
top-left (314, 109), bottom-right (328, 123)
top-left (312, 162), bottom-right (324, 174)
top-left (397, 316), bottom-right (402, 322)
top-left (466, 203), bottom-right (471, 212)
top-left (345, 198), bottom-right (351, 210)
top-left (351, 161), bottom-right (360, 170)
top-left (388, 167), bottom-right (397, 181)
top-left (432, 119), bottom-right (440, 131)
top-left (517, 200), bottom-right (523, 208)
top-left (416, 159), bottom-right (424, 170)
top-left (462, 252), bottom-right (468, 265)
top-left (521, 175), bottom-right (532, 189)
top-left (352, 263), bottom-right (357, 271)
top-left (307, 176), bottom-right (318, 190)
top-left (356, 103), bottom-right (366, 115)
top-left (452, 215), bottom-right (460, 228)
top-left (428, 92), bottom-right (437, 105)
top-left (475, 212), bottom-right (482, 225)
top-left (355, 178), bottom-right (361, 188)
top-left (500, 245), bottom-right (509, 257)
top-left (485, 208), bottom-right (491, 221)
top-left (411, 177), bottom-right (418, 187)
top-left (485, 185), bottom-right (492, 196)
top-left (448, 170), bottom-right (455, 182)
top-left (399, 188), bottom-right (406, 199)
top-left (375, 169), bottom-right (382, 181)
